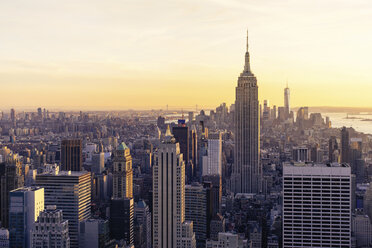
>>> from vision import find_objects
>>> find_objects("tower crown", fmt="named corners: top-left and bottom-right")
top-left (242, 30), bottom-right (253, 76)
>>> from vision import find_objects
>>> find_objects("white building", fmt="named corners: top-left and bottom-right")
top-left (202, 132), bottom-right (222, 176)
top-left (152, 127), bottom-right (196, 248)
top-left (31, 205), bottom-right (70, 248)
top-left (283, 162), bottom-right (351, 247)
top-left (9, 187), bottom-right (44, 248)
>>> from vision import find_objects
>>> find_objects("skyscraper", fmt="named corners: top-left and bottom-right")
top-left (61, 139), bottom-right (82, 171)
top-left (152, 127), bottom-right (196, 248)
top-left (135, 200), bottom-right (151, 248)
top-left (0, 162), bottom-right (24, 228)
top-left (9, 187), bottom-right (44, 248)
top-left (284, 84), bottom-right (290, 118)
top-left (341, 127), bottom-right (350, 164)
top-left (173, 120), bottom-right (190, 164)
top-left (202, 132), bottom-right (222, 176)
top-left (112, 142), bottom-right (133, 199)
top-left (35, 169), bottom-right (91, 248)
top-left (110, 198), bottom-right (134, 246)
top-left (231, 32), bottom-right (261, 194)
top-left (283, 162), bottom-right (351, 247)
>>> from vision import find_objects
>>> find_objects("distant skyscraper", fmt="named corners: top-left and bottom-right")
top-left (284, 84), bottom-right (290, 118)
top-left (61, 139), bottom-right (82, 171)
top-left (231, 31), bottom-right (261, 194)
top-left (152, 127), bottom-right (196, 248)
top-left (329, 136), bottom-right (339, 162)
top-left (31, 205), bottom-right (70, 248)
top-left (35, 170), bottom-right (91, 248)
top-left (283, 162), bottom-right (351, 247)
top-left (341, 127), bottom-right (350, 164)
top-left (0, 162), bottom-right (24, 228)
top-left (173, 121), bottom-right (190, 164)
top-left (202, 175), bottom-right (222, 215)
top-left (9, 187), bottom-right (44, 248)
top-left (112, 142), bottom-right (133, 199)
top-left (10, 109), bottom-right (15, 128)
top-left (202, 133), bottom-right (222, 176)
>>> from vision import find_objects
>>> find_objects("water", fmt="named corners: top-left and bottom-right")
top-left (322, 112), bottom-right (372, 135)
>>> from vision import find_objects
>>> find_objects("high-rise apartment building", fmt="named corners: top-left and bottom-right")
top-left (283, 162), bottom-right (351, 247)
top-left (0, 162), bottom-right (24, 228)
top-left (112, 142), bottom-right (133, 199)
top-left (61, 139), bottom-right (82, 171)
top-left (31, 205), bottom-right (70, 248)
top-left (35, 169), bottom-right (91, 248)
top-left (9, 187), bottom-right (44, 248)
top-left (202, 133), bottom-right (222, 176)
top-left (152, 127), bottom-right (196, 248)
top-left (231, 32), bottom-right (261, 194)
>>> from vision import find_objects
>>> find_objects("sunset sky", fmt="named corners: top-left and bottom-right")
top-left (1, 0), bottom-right (372, 110)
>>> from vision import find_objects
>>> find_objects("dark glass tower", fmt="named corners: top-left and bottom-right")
top-left (61, 139), bottom-right (82, 171)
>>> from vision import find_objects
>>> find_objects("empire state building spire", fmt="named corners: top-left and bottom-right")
top-left (243, 30), bottom-right (252, 74)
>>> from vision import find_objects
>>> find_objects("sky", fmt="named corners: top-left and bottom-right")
top-left (1, 0), bottom-right (372, 110)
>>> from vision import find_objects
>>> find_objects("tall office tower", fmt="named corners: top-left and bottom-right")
top-left (190, 127), bottom-right (198, 179)
top-left (9, 187), bottom-right (44, 248)
top-left (202, 175), bottom-right (222, 215)
top-left (35, 170), bottom-right (91, 248)
top-left (231, 32), bottom-right (261, 194)
top-left (37, 108), bottom-right (42, 119)
top-left (61, 139), bottom-right (82, 171)
top-left (152, 127), bottom-right (196, 248)
top-left (283, 162), bottom-right (351, 247)
top-left (110, 198), bottom-right (134, 246)
top-left (31, 205), bottom-right (70, 248)
top-left (10, 109), bottom-right (16, 127)
top-left (341, 127), bottom-right (350, 164)
top-left (328, 136), bottom-right (339, 162)
top-left (185, 183), bottom-right (213, 247)
top-left (79, 219), bottom-right (111, 248)
top-left (91, 147), bottom-right (105, 174)
top-left (262, 100), bottom-right (270, 120)
top-left (112, 142), bottom-right (133, 198)
top-left (135, 200), bottom-right (151, 248)
top-left (0, 228), bottom-right (9, 248)
top-left (0, 163), bottom-right (24, 228)
top-left (9, 187), bottom-right (44, 247)
top-left (202, 133), bottom-right (222, 176)
top-left (173, 120), bottom-right (190, 164)
top-left (284, 84), bottom-right (290, 118)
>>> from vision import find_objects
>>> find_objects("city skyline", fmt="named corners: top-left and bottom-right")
top-left (1, 0), bottom-right (372, 110)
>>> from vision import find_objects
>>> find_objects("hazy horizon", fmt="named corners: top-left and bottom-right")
top-left (1, 0), bottom-right (372, 109)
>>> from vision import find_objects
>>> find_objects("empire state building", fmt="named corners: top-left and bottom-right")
top-left (231, 32), bottom-right (262, 194)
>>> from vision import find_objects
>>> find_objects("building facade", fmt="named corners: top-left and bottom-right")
top-left (283, 162), bottom-right (351, 247)
top-left (61, 139), bottom-right (82, 171)
top-left (9, 187), bottom-right (44, 248)
top-left (231, 32), bottom-right (261, 194)
top-left (112, 142), bottom-right (133, 199)
top-left (152, 127), bottom-right (196, 248)
top-left (35, 170), bottom-right (91, 248)
top-left (202, 133), bottom-right (222, 176)
top-left (31, 205), bottom-right (70, 248)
